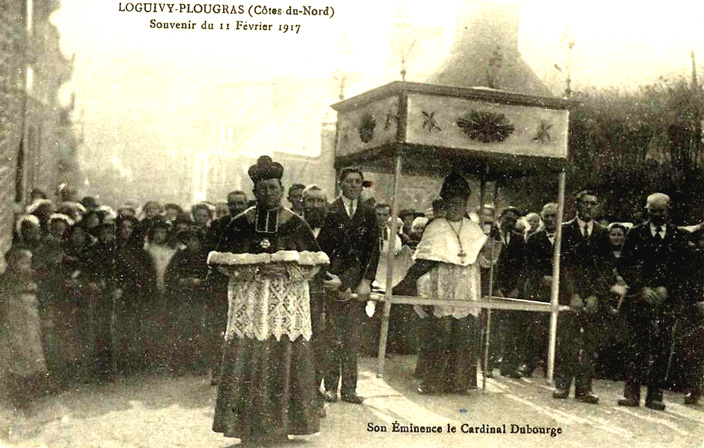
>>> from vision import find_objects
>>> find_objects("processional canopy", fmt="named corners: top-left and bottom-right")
top-left (331, 82), bottom-right (572, 179)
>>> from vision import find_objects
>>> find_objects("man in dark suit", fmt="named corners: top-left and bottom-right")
top-left (287, 183), bottom-right (306, 216)
top-left (494, 206), bottom-right (527, 378)
top-left (523, 203), bottom-right (559, 376)
top-left (617, 193), bottom-right (691, 411)
top-left (317, 168), bottom-right (380, 404)
top-left (207, 190), bottom-right (248, 250)
top-left (553, 190), bottom-right (611, 404)
top-left (301, 184), bottom-right (329, 416)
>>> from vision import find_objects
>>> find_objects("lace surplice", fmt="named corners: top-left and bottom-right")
top-left (417, 262), bottom-right (482, 318)
top-left (219, 262), bottom-right (321, 342)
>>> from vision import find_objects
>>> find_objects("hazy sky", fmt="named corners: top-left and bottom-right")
top-left (51, 0), bottom-right (704, 163)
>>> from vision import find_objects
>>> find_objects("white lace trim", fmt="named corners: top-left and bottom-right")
top-left (416, 262), bottom-right (481, 318)
top-left (225, 276), bottom-right (313, 342)
top-left (208, 250), bottom-right (329, 266)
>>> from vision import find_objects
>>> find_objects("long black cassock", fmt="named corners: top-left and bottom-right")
top-left (209, 205), bottom-right (327, 441)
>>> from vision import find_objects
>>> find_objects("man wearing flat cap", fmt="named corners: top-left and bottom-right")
top-left (617, 193), bottom-right (691, 411)
top-left (210, 156), bottom-right (327, 444)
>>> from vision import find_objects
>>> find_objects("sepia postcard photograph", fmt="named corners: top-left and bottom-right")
top-left (0, 0), bottom-right (703, 447)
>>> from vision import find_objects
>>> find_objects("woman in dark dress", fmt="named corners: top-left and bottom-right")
top-left (57, 223), bottom-right (97, 381)
top-left (163, 227), bottom-right (212, 373)
top-left (668, 229), bottom-right (704, 405)
top-left (114, 215), bottom-right (157, 374)
top-left (593, 223), bottom-right (629, 380)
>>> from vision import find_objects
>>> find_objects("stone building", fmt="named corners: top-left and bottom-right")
top-left (187, 77), bottom-right (338, 205)
top-left (0, 0), bottom-right (74, 269)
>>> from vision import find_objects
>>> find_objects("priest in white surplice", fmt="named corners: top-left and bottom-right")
top-left (393, 171), bottom-right (487, 395)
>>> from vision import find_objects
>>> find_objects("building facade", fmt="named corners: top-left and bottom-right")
top-left (0, 0), bottom-right (73, 270)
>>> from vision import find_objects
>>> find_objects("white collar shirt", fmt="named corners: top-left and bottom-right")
top-left (576, 217), bottom-right (593, 237)
top-left (649, 222), bottom-right (666, 239)
top-left (501, 232), bottom-right (511, 246)
top-left (341, 195), bottom-right (357, 218)
top-left (546, 232), bottom-right (556, 245)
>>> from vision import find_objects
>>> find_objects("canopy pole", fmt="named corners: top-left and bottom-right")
top-left (478, 172), bottom-right (487, 389)
top-left (479, 169), bottom-right (487, 211)
top-left (547, 170), bottom-right (566, 381)
top-left (482, 178), bottom-right (498, 390)
top-left (377, 151), bottom-right (403, 378)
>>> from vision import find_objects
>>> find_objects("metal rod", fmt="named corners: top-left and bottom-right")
top-left (377, 151), bottom-right (403, 377)
top-left (367, 294), bottom-right (571, 312)
top-left (547, 170), bottom-right (567, 381)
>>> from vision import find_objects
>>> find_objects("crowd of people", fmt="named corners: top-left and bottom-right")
top-left (0, 187), bottom-right (251, 409)
top-left (0, 157), bottom-right (702, 443)
top-left (465, 191), bottom-right (704, 411)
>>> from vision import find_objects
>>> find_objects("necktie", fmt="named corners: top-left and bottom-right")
top-left (348, 200), bottom-right (355, 218)
top-left (656, 226), bottom-right (663, 240)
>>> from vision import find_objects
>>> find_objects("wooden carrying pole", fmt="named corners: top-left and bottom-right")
top-left (478, 174), bottom-right (487, 389)
top-left (547, 170), bottom-right (567, 381)
top-left (377, 152), bottom-right (404, 377)
top-left (482, 180), bottom-right (498, 390)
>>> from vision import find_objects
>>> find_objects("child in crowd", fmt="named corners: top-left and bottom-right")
top-left (0, 249), bottom-right (48, 410)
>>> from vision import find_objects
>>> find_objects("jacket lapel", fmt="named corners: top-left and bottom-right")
top-left (333, 198), bottom-right (352, 223)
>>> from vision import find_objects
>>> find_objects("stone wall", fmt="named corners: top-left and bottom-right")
top-left (0, 0), bottom-right (73, 271)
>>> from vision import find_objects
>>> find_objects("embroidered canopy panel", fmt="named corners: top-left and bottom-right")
top-left (332, 82), bottom-right (571, 179)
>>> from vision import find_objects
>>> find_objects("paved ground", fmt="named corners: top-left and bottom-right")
top-left (1, 356), bottom-right (702, 448)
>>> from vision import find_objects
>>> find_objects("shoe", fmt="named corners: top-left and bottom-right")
top-left (341, 392), bottom-right (364, 404)
top-left (501, 370), bottom-right (522, 379)
top-left (617, 397), bottom-right (639, 407)
top-left (322, 390), bottom-right (338, 403)
top-left (645, 400), bottom-right (666, 411)
top-left (576, 393), bottom-right (599, 404)
top-left (417, 385), bottom-right (435, 395)
top-left (518, 364), bottom-right (533, 378)
top-left (684, 393), bottom-right (700, 405)
top-left (552, 389), bottom-right (569, 399)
